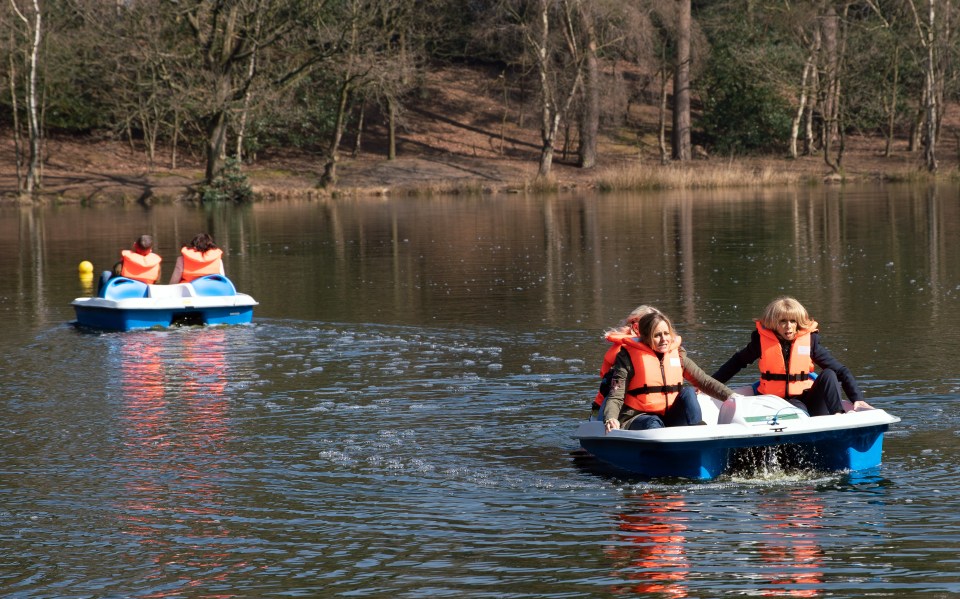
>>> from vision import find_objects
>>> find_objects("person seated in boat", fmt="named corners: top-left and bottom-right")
top-left (168, 233), bottom-right (225, 284)
top-left (98, 234), bottom-right (162, 292)
top-left (711, 296), bottom-right (872, 416)
top-left (602, 308), bottom-right (738, 432)
top-left (592, 304), bottom-right (656, 418)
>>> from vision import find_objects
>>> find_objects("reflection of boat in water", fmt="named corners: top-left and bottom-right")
top-left (116, 329), bottom-right (237, 589)
top-left (608, 492), bottom-right (690, 597)
top-left (757, 490), bottom-right (824, 597)
top-left (575, 392), bottom-right (900, 480)
top-left (71, 274), bottom-right (257, 331)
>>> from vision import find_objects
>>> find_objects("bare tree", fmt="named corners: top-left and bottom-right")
top-left (174, 0), bottom-right (335, 184)
top-left (318, 0), bottom-right (419, 186)
top-left (819, 3), bottom-right (844, 173)
top-left (512, 0), bottom-right (587, 178)
top-left (8, 0), bottom-right (42, 193)
top-left (907, 0), bottom-right (943, 172)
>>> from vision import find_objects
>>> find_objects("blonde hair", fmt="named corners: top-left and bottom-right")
top-left (759, 296), bottom-right (815, 330)
top-left (604, 304), bottom-right (656, 336)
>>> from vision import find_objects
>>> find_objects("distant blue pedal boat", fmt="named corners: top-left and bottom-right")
top-left (575, 393), bottom-right (900, 480)
top-left (72, 274), bottom-right (258, 331)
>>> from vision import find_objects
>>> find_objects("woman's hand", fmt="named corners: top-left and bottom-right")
top-left (604, 418), bottom-right (620, 433)
top-left (852, 400), bottom-right (874, 411)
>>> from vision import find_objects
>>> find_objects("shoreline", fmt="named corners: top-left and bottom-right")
top-left (1, 132), bottom-right (956, 205)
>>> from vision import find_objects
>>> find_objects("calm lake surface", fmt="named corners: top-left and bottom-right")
top-left (2, 184), bottom-right (960, 598)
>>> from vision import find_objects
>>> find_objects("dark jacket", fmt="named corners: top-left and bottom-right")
top-left (711, 330), bottom-right (863, 403)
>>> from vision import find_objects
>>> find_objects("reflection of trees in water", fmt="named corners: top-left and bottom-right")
top-left (606, 492), bottom-right (690, 598)
top-left (115, 329), bottom-right (243, 595)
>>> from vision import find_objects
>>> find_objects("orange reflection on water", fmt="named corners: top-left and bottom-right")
top-left (607, 492), bottom-right (690, 598)
top-left (116, 329), bottom-right (243, 598)
top-left (757, 489), bottom-right (825, 597)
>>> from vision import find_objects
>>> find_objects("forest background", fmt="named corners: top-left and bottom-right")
top-left (2, 0), bottom-right (960, 203)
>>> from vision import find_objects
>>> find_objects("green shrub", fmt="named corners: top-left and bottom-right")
top-left (698, 49), bottom-right (793, 155)
top-left (198, 158), bottom-right (254, 203)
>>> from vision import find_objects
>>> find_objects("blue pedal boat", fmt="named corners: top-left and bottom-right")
top-left (72, 274), bottom-right (258, 331)
top-left (575, 393), bottom-right (900, 480)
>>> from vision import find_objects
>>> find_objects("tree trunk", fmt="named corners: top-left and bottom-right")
top-left (672, 0), bottom-right (691, 161)
top-left (8, 52), bottom-right (24, 190)
top-left (658, 67), bottom-right (669, 165)
top-left (538, 112), bottom-right (561, 177)
top-left (820, 5), bottom-right (840, 153)
top-left (388, 97), bottom-right (397, 160)
top-left (884, 45), bottom-right (900, 157)
top-left (352, 98), bottom-right (365, 158)
top-left (922, 0), bottom-right (938, 172)
top-left (804, 34), bottom-right (819, 156)
top-left (235, 45), bottom-right (258, 162)
top-left (535, 0), bottom-right (554, 178)
top-left (320, 77), bottom-right (352, 187)
top-left (204, 108), bottom-right (228, 183)
top-left (171, 108), bottom-right (180, 169)
top-left (530, 0), bottom-right (585, 177)
top-left (790, 51), bottom-right (815, 159)
top-left (11, 0), bottom-right (44, 193)
top-left (576, 5), bottom-right (598, 169)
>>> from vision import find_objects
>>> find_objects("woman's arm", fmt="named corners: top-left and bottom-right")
top-left (602, 348), bottom-right (632, 431)
top-left (681, 351), bottom-right (734, 400)
top-left (711, 331), bottom-right (762, 383)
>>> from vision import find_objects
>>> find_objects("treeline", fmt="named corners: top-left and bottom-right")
top-left (2, 0), bottom-right (958, 197)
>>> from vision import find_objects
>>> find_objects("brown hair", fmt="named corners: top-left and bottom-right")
top-left (635, 309), bottom-right (676, 345)
top-left (186, 233), bottom-right (217, 253)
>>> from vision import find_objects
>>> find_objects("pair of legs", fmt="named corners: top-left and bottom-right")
top-left (787, 368), bottom-right (844, 416)
top-left (623, 387), bottom-right (702, 430)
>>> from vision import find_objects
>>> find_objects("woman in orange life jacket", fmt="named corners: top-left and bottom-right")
top-left (602, 309), bottom-right (740, 432)
top-left (99, 234), bottom-right (162, 293)
top-left (711, 296), bottom-right (873, 417)
top-left (592, 305), bottom-right (657, 418)
top-left (168, 233), bottom-right (225, 284)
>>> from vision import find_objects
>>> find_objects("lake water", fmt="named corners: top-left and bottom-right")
top-left (2, 184), bottom-right (960, 597)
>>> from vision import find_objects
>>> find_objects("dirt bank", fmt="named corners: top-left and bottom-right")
top-left (1, 66), bottom-right (956, 204)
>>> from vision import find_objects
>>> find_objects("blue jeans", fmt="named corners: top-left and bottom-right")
top-left (624, 387), bottom-right (702, 430)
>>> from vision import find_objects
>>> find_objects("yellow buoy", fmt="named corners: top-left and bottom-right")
top-left (78, 260), bottom-right (94, 274)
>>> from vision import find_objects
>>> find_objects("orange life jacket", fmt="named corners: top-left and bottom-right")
top-left (756, 320), bottom-right (816, 398)
top-left (180, 247), bottom-right (223, 282)
top-left (621, 335), bottom-right (684, 415)
top-left (120, 250), bottom-right (162, 284)
top-left (593, 330), bottom-right (632, 408)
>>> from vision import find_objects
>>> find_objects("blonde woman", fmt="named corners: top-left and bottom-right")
top-left (711, 296), bottom-right (872, 416)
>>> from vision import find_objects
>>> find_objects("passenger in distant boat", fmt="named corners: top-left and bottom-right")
top-left (169, 233), bottom-right (225, 284)
top-left (711, 296), bottom-right (872, 416)
top-left (602, 308), bottom-right (738, 432)
top-left (99, 234), bottom-right (162, 292)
